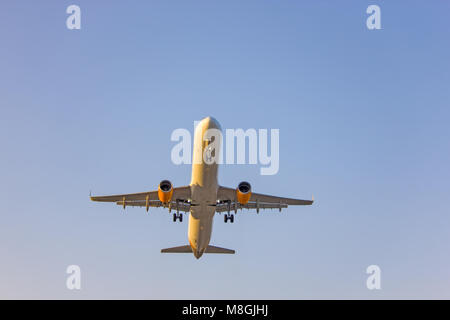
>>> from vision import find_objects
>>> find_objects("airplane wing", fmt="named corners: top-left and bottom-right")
top-left (216, 185), bottom-right (313, 213)
top-left (90, 186), bottom-right (192, 212)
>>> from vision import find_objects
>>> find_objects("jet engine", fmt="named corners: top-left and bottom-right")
top-left (236, 181), bottom-right (252, 204)
top-left (158, 180), bottom-right (173, 203)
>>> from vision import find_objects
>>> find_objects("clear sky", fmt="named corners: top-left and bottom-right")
top-left (0, 1), bottom-right (449, 299)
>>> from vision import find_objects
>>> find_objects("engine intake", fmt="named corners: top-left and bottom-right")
top-left (158, 180), bottom-right (173, 203)
top-left (236, 181), bottom-right (252, 204)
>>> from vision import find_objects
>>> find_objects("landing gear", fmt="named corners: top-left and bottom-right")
top-left (173, 213), bottom-right (183, 222)
top-left (224, 214), bottom-right (234, 223)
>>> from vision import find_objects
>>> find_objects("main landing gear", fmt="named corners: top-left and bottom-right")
top-left (224, 214), bottom-right (234, 223)
top-left (173, 213), bottom-right (183, 222)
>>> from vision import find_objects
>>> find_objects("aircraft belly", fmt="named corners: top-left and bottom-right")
top-left (188, 205), bottom-right (215, 252)
top-left (187, 116), bottom-right (221, 257)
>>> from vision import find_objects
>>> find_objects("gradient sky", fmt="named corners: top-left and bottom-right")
top-left (1, 1), bottom-right (449, 299)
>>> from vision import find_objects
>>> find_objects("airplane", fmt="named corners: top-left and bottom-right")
top-left (90, 117), bottom-right (313, 259)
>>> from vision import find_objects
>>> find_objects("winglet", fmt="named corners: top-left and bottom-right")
top-left (312, 194), bottom-right (314, 202)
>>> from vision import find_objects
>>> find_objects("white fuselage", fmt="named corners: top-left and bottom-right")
top-left (188, 117), bottom-right (221, 259)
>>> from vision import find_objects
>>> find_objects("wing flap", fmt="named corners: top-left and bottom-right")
top-left (115, 200), bottom-right (192, 213)
top-left (215, 202), bottom-right (288, 213)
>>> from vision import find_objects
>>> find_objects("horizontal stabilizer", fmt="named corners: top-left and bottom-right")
top-left (161, 245), bottom-right (235, 254)
top-left (205, 245), bottom-right (235, 254)
top-left (161, 245), bottom-right (192, 253)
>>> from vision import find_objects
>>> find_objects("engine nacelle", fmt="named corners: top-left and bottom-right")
top-left (158, 180), bottom-right (173, 203)
top-left (236, 181), bottom-right (252, 205)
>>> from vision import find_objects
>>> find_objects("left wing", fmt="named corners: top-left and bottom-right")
top-left (216, 186), bottom-right (313, 213)
top-left (90, 186), bottom-right (191, 212)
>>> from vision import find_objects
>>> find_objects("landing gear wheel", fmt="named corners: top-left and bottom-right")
top-left (179, 214), bottom-right (183, 222)
top-left (230, 214), bottom-right (234, 223)
top-left (173, 213), bottom-right (177, 222)
top-left (224, 215), bottom-right (228, 223)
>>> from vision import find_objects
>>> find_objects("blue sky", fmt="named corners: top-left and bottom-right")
top-left (0, 1), bottom-right (449, 299)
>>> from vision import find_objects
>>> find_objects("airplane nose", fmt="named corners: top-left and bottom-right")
top-left (201, 116), bottom-right (221, 130)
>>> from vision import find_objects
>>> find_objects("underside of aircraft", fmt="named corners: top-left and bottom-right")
top-left (91, 117), bottom-right (313, 259)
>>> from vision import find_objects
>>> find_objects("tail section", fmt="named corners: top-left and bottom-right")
top-left (161, 245), bottom-right (235, 255)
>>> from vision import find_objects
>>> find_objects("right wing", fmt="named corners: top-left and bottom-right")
top-left (216, 186), bottom-right (313, 213)
top-left (90, 186), bottom-right (191, 212)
